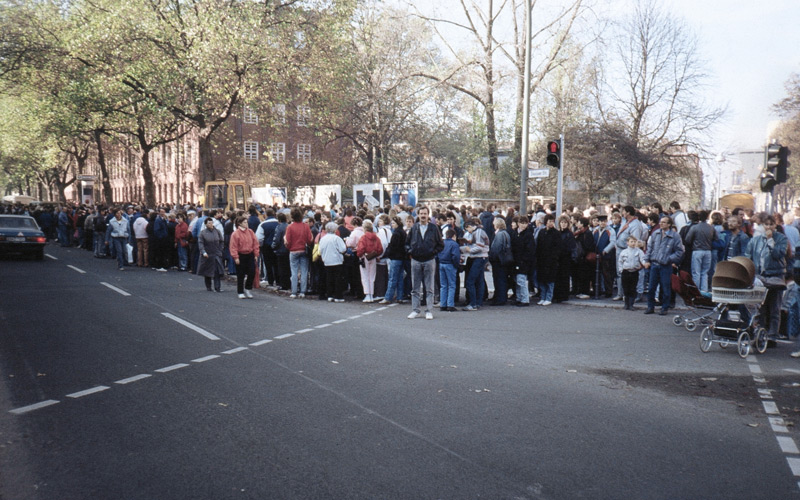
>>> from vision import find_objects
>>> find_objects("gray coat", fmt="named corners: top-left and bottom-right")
top-left (197, 227), bottom-right (225, 277)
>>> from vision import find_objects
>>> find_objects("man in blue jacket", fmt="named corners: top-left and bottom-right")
top-left (644, 216), bottom-right (685, 315)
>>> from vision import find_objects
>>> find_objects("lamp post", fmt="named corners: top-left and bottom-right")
top-left (715, 153), bottom-right (725, 211)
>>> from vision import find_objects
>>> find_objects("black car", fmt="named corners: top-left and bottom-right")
top-left (0, 214), bottom-right (47, 260)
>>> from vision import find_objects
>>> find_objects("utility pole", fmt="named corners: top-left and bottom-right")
top-left (518, 0), bottom-right (533, 215)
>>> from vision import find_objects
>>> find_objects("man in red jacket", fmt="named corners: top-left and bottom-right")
top-left (284, 208), bottom-right (313, 298)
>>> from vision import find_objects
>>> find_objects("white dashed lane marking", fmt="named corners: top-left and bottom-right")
top-left (296, 328), bottom-right (314, 333)
top-left (332, 319), bottom-right (347, 324)
top-left (192, 355), bottom-right (220, 363)
top-left (275, 333), bottom-right (294, 340)
top-left (249, 339), bottom-right (272, 346)
top-left (9, 400), bottom-right (60, 415)
top-left (66, 265), bottom-right (86, 274)
top-left (312, 324), bottom-right (330, 330)
top-left (100, 282), bottom-right (131, 296)
top-left (222, 347), bottom-right (248, 355)
top-left (66, 386), bottom-right (110, 398)
top-left (115, 374), bottom-right (152, 385)
top-left (45, 253), bottom-right (57, 260)
top-left (155, 363), bottom-right (190, 373)
top-left (161, 313), bottom-right (220, 341)
top-left (777, 436), bottom-right (800, 454)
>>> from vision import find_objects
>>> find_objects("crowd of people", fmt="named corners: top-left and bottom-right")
top-left (5, 197), bottom-right (800, 355)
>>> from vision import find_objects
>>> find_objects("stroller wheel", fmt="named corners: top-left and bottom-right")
top-left (672, 315), bottom-right (683, 327)
top-left (738, 331), bottom-right (751, 358)
top-left (700, 327), bottom-right (713, 353)
top-left (754, 328), bottom-right (768, 354)
top-left (685, 321), bottom-right (697, 332)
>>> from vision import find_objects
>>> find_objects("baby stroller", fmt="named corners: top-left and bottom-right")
top-left (671, 270), bottom-right (718, 332)
top-left (699, 257), bottom-right (768, 358)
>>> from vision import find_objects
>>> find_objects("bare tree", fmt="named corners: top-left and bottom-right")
top-left (595, 0), bottom-right (724, 203)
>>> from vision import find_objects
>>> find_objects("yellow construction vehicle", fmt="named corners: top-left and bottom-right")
top-left (203, 180), bottom-right (251, 212)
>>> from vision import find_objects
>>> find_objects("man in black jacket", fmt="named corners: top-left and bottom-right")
top-left (405, 206), bottom-right (444, 320)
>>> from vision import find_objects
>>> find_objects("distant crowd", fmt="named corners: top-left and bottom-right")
top-left (4, 198), bottom-right (800, 351)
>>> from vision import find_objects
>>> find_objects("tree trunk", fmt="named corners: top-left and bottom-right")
top-left (198, 131), bottom-right (216, 185)
top-left (140, 150), bottom-right (156, 208)
top-left (93, 130), bottom-right (114, 204)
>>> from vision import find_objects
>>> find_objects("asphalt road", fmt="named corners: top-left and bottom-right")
top-left (2, 244), bottom-right (800, 499)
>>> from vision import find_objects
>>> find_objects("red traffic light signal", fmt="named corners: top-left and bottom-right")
top-left (546, 140), bottom-right (561, 168)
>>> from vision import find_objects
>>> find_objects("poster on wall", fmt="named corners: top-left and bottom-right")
top-left (353, 183), bottom-right (382, 207)
top-left (269, 187), bottom-right (287, 206)
top-left (293, 185), bottom-right (342, 208)
top-left (385, 181), bottom-right (418, 208)
top-left (294, 186), bottom-right (314, 205)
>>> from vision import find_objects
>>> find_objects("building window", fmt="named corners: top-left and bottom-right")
top-left (243, 106), bottom-right (258, 125)
top-left (270, 143), bottom-right (286, 163)
top-left (243, 141), bottom-right (259, 160)
top-left (297, 143), bottom-right (311, 164)
top-left (297, 105), bottom-right (310, 126)
top-left (272, 104), bottom-right (286, 125)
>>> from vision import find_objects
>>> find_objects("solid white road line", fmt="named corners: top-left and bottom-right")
top-left (249, 339), bottom-right (273, 346)
top-left (45, 253), bottom-right (57, 260)
top-left (191, 355), bottom-right (220, 363)
top-left (222, 347), bottom-right (248, 355)
top-left (66, 265), bottom-right (86, 274)
top-left (115, 374), bottom-right (152, 385)
top-left (9, 400), bottom-right (60, 415)
top-left (275, 333), bottom-right (294, 340)
top-left (154, 363), bottom-right (190, 373)
top-left (777, 436), bottom-right (800, 454)
top-left (66, 386), bottom-right (110, 398)
top-left (332, 319), bottom-right (348, 324)
top-left (100, 282), bottom-right (131, 296)
top-left (161, 313), bottom-right (220, 340)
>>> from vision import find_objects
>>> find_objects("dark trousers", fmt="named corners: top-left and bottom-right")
top-left (325, 264), bottom-right (344, 300)
top-left (600, 254), bottom-right (615, 297)
top-left (235, 253), bottom-right (256, 293)
top-left (621, 269), bottom-right (639, 299)
top-left (276, 253), bottom-right (291, 290)
top-left (647, 264), bottom-right (673, 312)
top-left (491, 262), bottom-right (509, 304)
top-left (204, 275), bottom-right (221, 291)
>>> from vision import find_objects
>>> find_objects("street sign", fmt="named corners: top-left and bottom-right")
top-left (528, 168), bottom-right (550, 178)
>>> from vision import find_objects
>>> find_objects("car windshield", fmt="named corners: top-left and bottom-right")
top-left (0, 217), bottom-right (38, 229)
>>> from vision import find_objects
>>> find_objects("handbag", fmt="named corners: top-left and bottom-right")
top-left (312, 242), bottom-right (321, 262)
top-left (585, 252), bottom-right (597, 265)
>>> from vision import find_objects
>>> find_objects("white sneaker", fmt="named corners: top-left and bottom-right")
top-left (537, 300), bottom-right (544, 305)
top-left (378, 299), bottom-right (390, 304)
top-left (238, 293), bottom-right (246, 299)
top-left (259, 280), bottom-right (268, 286)
top-left (157, 268), bottom-right (167, 272)
top-left (577, 294), bottom-right (590, 299)
top-left (363, 295), bottom-right (372, 303)
top-left (244, 290), bottom-right (253, 299)
top-left (334, 299), bottom-right (345, 303)
top-left (541, 300), bottom-right (552, 306)
top-left (290, 294), bottom-right (297, 299)
top-left (425, 311), bottom-right (433, 320)
top-left (407, 311), bottom-right (420, 319)
top-left (328, 297), bottom-right (334, 302)
top-left (298, 293), bottom-right (305, 298)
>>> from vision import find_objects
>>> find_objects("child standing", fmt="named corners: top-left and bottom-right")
top-left (617, 236), bottom-right (649, 310)
top-left (438, 229), bottom-right (461, 311)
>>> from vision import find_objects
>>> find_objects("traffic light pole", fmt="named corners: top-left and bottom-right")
top-left (556, 134), bottom-right (564, 215)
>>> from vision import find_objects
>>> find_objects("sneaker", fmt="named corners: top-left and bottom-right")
top-left (259, 281), bottom-right (268, 287)
top-left (541, 301), bottom-right (552, 306)
top-left (214, 289), bottom-right (222, 293)
top-left (334, 299), bottom-right (345, 303)
top-left (643, 309), bottom-right (655, 315)
top-left (238, 293), bottom-right (246, 299)
top-left (462, 305), bottom-right (476, 311)
top-left (119, 267), bottom-right (124, 271)
top-left (378, 299), bottom-right (390, 304)
top-left (244, 290), bottom-right (253, 299)
top-left (537, 300), bottom-right (544, 305)
top-left (328, 297), bottom-right (334, 302)
top-left (425, 311), bottom-right (433, 320)
top-left (407, 311), bottom-right (420, 319)
top-left (577, 294), bottom-right (590, 299)
top-left (298, 293), bottom-right (305, 298)
top-left (157, 268), bottom-right (167, 272)
top-left (791, 351), bottom-right (800, 358)
top-left (362, 296), bottom-right (372, 303)
top-left (290, 294), bottom-right (297, 299)
top-left (612, 296), bottom-right (623, 301)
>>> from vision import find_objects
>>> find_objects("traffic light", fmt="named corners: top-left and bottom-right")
top-left (546, 140), bottom-right (561, 168)
top-left (761, 143), bottom-right (782, 192)
top-left (777, 146), bottom-right (791, 183)
top-left (760, 171), bottom-right (777, 193)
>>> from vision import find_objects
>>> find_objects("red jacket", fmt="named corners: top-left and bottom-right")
top-left (356, 231), bottom-right (383, 259)
top-left (174, 221), bottom-right (189, 247)
top-left (229, 228), bottom-right (259, 259)
top-left (284, 222), bottom-right (312, 252)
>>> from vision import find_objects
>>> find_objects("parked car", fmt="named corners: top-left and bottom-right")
top-left (0, 215), bottom-right (47, 260)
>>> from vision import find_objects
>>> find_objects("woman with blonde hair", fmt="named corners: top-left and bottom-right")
top-left (356, 219), bottom-right (383, 302)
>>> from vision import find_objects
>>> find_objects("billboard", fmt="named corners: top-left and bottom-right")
top-left (294, 184), bottom-right (342, 208)
top-left (385, 181), bottom-right (418, 208)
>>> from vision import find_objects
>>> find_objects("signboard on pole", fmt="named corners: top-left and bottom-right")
top-left (528, 168), bottom-right (550, 178)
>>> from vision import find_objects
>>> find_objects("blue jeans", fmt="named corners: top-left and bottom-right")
top-left (57, 226), bottom-right (69, 246)
top-left (112, 237), bottom-right (127, 268)
top-left (224, 246), bottom-right (236, 274)
top-left (647, 263), bottom-right (672, 312)
top-left (515, 274), bottom-right (530, 304)
top-left (289, 252), bottom-right (309, 294)
top-left (177, 244), bottom-right (188, 270)
top-left (540, 282), bottom-right (554, 302)
top-left (465, 257), bottom-right (486, 307)
top-left (385, 259), bottom-right (404, 301)
top-left (439, 263), bottom-right (457, 308)
top-left (691, 250), bottom-right (712, 293)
